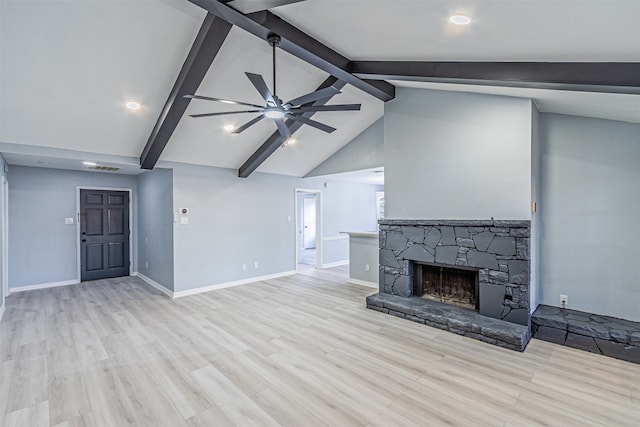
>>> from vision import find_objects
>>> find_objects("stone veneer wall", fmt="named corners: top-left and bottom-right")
top-left (379, 220), bottom-right (531, 325)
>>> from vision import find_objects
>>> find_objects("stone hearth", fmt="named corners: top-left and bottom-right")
top-left (368, 219), bottom-right (532, 351)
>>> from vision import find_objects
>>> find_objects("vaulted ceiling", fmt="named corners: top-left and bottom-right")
top-left (1, 0), bottom-right (638, 177)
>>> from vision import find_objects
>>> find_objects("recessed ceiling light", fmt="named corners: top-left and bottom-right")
top-left (286, 138), bottom-right (296, 145)
top-left (125, 101), bottom-right (141, 111)
top-left (83, 161), bottom-right (97, 166)
top-left (223, 124), bottom-right (235, 132)
top-left (449, 14), bottom-right (471, 25)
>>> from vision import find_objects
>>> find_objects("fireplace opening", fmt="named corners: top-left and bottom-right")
top-left (413, 263), bottom-right (479, 310)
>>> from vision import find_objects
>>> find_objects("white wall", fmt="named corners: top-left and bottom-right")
top-left (384, 88), bottom-right (532, 220)
top-left (539, 114), bottom-right (640, 321)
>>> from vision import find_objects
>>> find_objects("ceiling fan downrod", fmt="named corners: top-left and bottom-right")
top-left (267, 33), bottom-right (281, 102)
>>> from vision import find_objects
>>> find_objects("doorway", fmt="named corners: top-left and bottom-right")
top-left (295, 189), bottom-right (322, 268)
top-left (78, 188), bottom-right (131, 281)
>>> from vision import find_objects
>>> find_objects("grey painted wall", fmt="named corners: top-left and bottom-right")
top-left (137, 169), bottom-right (174, 291)
top-left (0, 154), bottom-right (6, 308)
top-left (384, 88), bottom-right (532, 220)
top-left (348, 235), bottom-right (378, 284)
top-left (306, 118), bottom-right (384, 177)
top-left (530, 105), bottom-right (541, 313)
top-left (170, 163), bottom-right (379, 292)
top-left (539, 114), bottom-right (640, 321)
top-left (8, 166), bottom-right (138, 288)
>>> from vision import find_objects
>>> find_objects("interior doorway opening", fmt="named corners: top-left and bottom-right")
top-left (295, 189), bottom-right (322, 269)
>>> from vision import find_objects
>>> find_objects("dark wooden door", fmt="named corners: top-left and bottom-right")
top-left (80, 190), bottom-right (130, 281)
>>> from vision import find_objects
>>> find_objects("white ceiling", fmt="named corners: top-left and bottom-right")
top-left (0, 0), bottom-right (638, 179)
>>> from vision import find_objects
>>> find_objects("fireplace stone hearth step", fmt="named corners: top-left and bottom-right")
top-left (531, 305), bottom-right (640, 364)
top-left (366, 293), bottom-right (531, 352)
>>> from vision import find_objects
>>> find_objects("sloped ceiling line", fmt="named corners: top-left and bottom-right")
top-left (186, 0), bottom-right (395, 101)
top-left (351, 61), bottom-right (640, 95)
top-left (139, 13), bottom-right (233, 170)
top-left (238, 76), bottom-right (345, 178)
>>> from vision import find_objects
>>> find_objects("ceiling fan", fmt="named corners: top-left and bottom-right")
top-left (185, 33), bottom-right (361, 140)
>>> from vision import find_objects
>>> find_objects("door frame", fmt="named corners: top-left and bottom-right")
top-left (2, 177), bottom-right (8, 299)
top-left (76, 186), bottom-right (133, 282)
top-left (294, 188), bottom-right (322, 268)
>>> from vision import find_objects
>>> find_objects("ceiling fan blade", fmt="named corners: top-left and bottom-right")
top-left (232, 115), bottom-right (266, 134)
top-left (184, 94), bottom-right (264, 109)
top-left (274, 118), bottom-right (292, 140)
top-left (245, 73), bottom-right (277, 106)
top-left (285, 86), bottom-right (341, 108)
top-left (286, 115), bottom-right (336, 133)
top-left (189, 110), bottom-right (263, 118)
top-left (227, 0), bottom-right (306, 14)
top-left (290, 104), bottom-right (361, 113)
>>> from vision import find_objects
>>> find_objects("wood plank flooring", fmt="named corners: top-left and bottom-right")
top-left (1, 267), bottom-right (638, 426)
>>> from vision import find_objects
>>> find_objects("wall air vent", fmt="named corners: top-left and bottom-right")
top-left (87, 165), bottom-right (120, 172)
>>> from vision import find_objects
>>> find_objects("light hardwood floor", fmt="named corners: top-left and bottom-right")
top-left (1, 267), bottom-right (638, 426)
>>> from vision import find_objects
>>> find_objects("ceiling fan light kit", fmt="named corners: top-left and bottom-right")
top-left (186, 32), bottom-right (361, 141)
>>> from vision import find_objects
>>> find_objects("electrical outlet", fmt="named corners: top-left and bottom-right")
top-left (242, 264), bottom-right (246, 271)
top-left (560, 294), bottom-right (568, 306)
top-left (365, 264), bottom-right (370, 272)
top-left (145, 261), bottom-right (148, 269)
top-left (254, 261), bottom-right (259, 269)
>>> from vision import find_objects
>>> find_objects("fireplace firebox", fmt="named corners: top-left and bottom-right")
top-left (413, 263), bottom-right (479, 310)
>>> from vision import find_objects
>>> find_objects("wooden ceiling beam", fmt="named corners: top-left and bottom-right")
top-left (139, 14), bottom-right (232, 170)
top-left (350, 61), bottom-right (640, 94)
top-left (187, 0), bottom-right (395, 101)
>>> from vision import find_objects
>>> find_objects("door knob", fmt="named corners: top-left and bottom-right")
top-left (82, 239), bottom-right (87, 242)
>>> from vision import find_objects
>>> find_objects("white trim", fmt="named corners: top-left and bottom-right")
top-left (0, 303), bottom-right (5, 323)
top-left (132, 272), bottom-right (174, 298)
top-left (294, 188), bottom-right (323, 268)
top-left (173, 270), bottom-right (296, 298)
top-left (323, 235), bottom-right (348, 241)
top-left (2, 176), bottom-right (8, 299)
top-left (322, 260), bottom-right (349, 269)
top-left (76, 186), bottom-right (133, 282)
top-left (348, 278), bottom-right (379, 289)
top-left (10, 279), bottom-right (80, 293)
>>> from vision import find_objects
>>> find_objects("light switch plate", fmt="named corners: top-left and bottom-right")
top-left (180, 217), bottom-right (189, 225)
top-left (65, 217), bottom-right (74, 225)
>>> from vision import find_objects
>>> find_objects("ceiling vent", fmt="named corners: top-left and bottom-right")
top-left (87, 165), bottom-right (120, 172)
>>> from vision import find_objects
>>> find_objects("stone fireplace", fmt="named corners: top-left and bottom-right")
top-left (367, 219), bottom-right (532, 351)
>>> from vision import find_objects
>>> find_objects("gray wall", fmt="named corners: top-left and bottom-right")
top-left (384, 88), bottom-right (532, 220)
top-left (0, 154), bottom-right (6, 308)
top-left (171, 163), bottom-right (379, 292)
top-left (8, 167), bottom-right (138, 288)
top-left (306, 118), bottom-right (384, 177)
top-left (539, 114), bottom-right (640, 321)
top-left (137, 169), bottom-right (174, 291)
top-left (348, 235), bottom-right (378, 284)
top-left (530, 105), bottom-right (541, 313)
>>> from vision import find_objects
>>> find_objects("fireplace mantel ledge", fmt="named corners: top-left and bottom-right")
top-left (379, 219), bottom-right (530, 227)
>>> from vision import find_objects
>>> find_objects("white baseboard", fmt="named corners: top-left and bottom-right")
top-left (10, 279), bottom-right (80, 293)
top-left (322, 260), bottom-right (349, 269)
top-left (131, 272), bottom-right (174, 298)
top-left (173, 270), bottom-right (296, 299)
top-left (348, 278), bottom-right (379, 289)
top-left (0, 303), bottom-right (5, 323)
